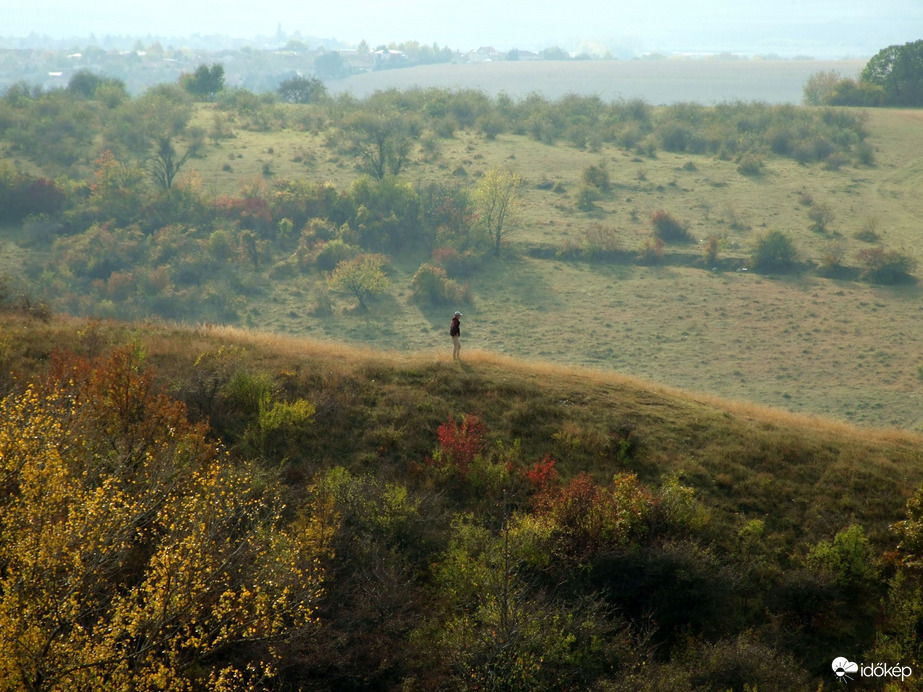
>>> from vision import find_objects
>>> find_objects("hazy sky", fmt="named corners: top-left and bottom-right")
top-left (3, 0), bottom-right (921, 56)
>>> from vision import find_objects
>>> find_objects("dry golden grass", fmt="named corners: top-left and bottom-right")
top-left (5, 311), bottom-right (923, 552)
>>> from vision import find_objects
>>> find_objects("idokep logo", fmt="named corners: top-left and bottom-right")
top-left (832, 657), bottom-right (912, 683)
top-left (832, 658), bottom-right (858, 682)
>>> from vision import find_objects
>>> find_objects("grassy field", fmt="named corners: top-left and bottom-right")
top-left (172, 105), bottom-right (923, 429)
top-left (326, 58), bottom-right (868, 105)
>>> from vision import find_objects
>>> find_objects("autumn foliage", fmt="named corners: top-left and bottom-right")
top-left (432, 412), bottom-right (488, 476)
top-left (0, 345), bottom-right (329, 690)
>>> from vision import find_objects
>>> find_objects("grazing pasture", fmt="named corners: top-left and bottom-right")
top-left (177, 105), bottom-right (922, 428)
top-left (328, 58), bottom-right (867, 104)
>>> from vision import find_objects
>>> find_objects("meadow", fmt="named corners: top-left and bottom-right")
top-left (180, 104), bottom-right (923, 429)
top-left (328, 57), bottom-right (867, 104)
top-left (1, 77), bottom-right (921, 430)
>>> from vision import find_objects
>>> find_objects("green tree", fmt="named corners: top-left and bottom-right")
top-left (327, 253), bottom-right (391, 309)
top-left (475, 167), bottom-right (523, 256)
top-left (345, 112), bottom-right (418, 179)
top-left (861, 40), bottom-right (923, 106)
top-left (277, 74), bottom-right (327, 104)
top-left (314, 51), bottom-right (346, 80)
top-left (67, 69), bottom-right (126, 102)
top-left (107, 84), bottom-right (193, 160)
top-left (181, 63), bottom-right (225, 101)
top-left (802, 70), bottom-right (842, 106)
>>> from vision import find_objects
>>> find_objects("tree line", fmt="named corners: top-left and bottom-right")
top-left (804, 40), bottom-right (923, 107)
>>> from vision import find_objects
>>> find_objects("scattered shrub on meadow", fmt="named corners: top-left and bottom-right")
top-left (854, 217), bottom-right (880, 243)
top-left (855, 246), bottom-right (917, 284)
top-left (582, 223), bottom-right (624, 262)
top-left (823, 151), bottom-right (851, 171)
top-left (409, 262), bottom-right (470, 305)
top-left (808, 201), bottom-right (835, 233)
top-left (576, 184), bottom-right (601, 212)
top-left (326, 253), bottom-right (391, 310)
top-left (855, 141), bottom-right (876, 167)
top-left (736, 153), bottom-right (764, 176)
top-left (701, 233), bottom-right (725, 267)
top-left (431, 246), bottom-right (481, 277)
top-left (651, 209), bottom-right (692, 243)
top-left (637, 236), bottom-right (665, 265)
top-left (582, 162), bottom-right (611, 191)
top-left (750, 230), bottom-right (799, 273)
top-left (476, 112), bottom-right (505, 140)
top-left (818, 240), bottom-right (849, 278)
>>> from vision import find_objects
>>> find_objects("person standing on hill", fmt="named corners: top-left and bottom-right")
top-left (450, 311), bottom-right (462, 361)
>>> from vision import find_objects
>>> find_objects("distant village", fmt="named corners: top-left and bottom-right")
top-left (0, 31), bottom-right (621, 96)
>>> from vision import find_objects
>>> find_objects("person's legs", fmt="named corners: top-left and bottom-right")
top-left (452, 335), bottom-right (460, 360)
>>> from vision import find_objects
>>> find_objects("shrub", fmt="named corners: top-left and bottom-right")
top-left (431, 413), bottom-right (487, 477)
top-left (582, 224), bottom-right (624, 262)
top-left (736, 153), bottom-right (764, 176)
top-left (823, 151), bottom-right (851, 171)
top-left (700, 234), bottom-right (724, 267)
top-left (808, 202), bottom-right (835, 233)
top-left (657, 120), bottom-right (694, 152)
top-left (818, 240), bottom-right (849, 277)
top-left (651, 209), bottom-right (692, 243)
top-left (255, 397), bottom-right (315, 456)
top-left (806, 525), bottom-right (878, 589)
top-left (576, 185), bottom-right (601, 212)
top-left (314, 238), bottom-right (360, 271)
top-left (431, 246), bottom-right (480, 277)
top-left (532, 472), bottom-right (653, 563)
top-left (327, 254), bottom-right (391, 310)
top-left (855, 246), bottom-right (917, 284)
top-left (854, 217), bottom-right (880, 243)
top-left (582, 163), bottom-right (611, 191)
top-left (751, 230), bottom-right (799, 273)
top-left (855, 141), bottom-right (876, 166)
top-left (0, 346), bottom-right (326, 688)
top-left (637, 236), bottom-right (665, 264)
top-left (410, 263), bottom-right (469, 305)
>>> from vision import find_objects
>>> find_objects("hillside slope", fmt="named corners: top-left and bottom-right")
top-left (5, 310), bottom-right (923, 688)
top-left (4, 311), bottom-right (921, 545)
